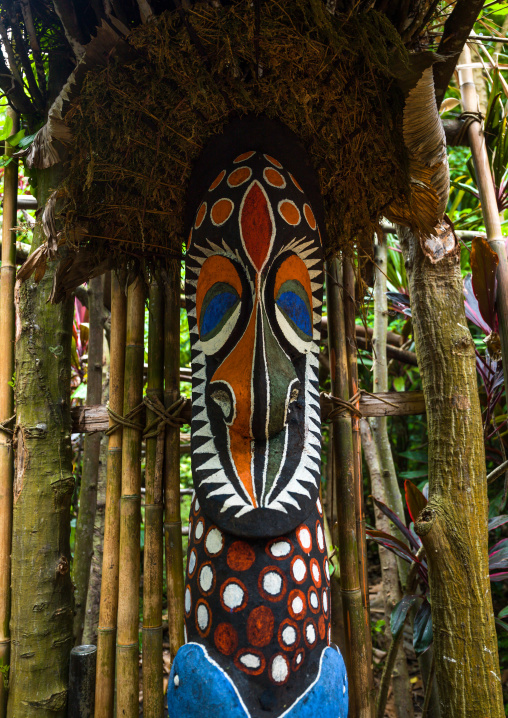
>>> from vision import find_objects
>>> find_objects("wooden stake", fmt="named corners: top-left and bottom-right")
top-left (459, 44), bottom-right (508, 381)
top-left (116, 277), bottom-right (145, 717)
top-left (95, 272), bottom-right (127, 718)
top-left (0, 107), bottom-right (17, 718)
top-left (343, 259), bottom-right (374, 716)
top-left (164, 264), bottom-right (185, 661)
top-left (142, 280), bottom-right (164, 716)
top-left (326, 257), bottom-right (370, 718)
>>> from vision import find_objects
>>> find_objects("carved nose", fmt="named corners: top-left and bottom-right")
top-left (210, 302), bottom-right (298, 441)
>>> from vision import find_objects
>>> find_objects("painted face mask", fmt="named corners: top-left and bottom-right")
top-left (185, 150), bottom-right (324, 537)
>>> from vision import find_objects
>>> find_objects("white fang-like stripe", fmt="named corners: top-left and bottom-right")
top-left (199, 470), bottom-right (228, 485)
top-left (192, 409), bottom-right (206, 424)
top-left (194, 439), bottom-right (216, 455)
top-left (306, 444), bottom-right (321, 460)
top-left (282, 479), bottom-right (311, 498)
top-left (307, 432), bottom-right (321, 448)
top-left (193, 394), bottom-right (205, 408)
top-left (206, 484), bottom-right (236, 498)
top-left (303, 257), bottom-right (321, 269)
top-left (264, 500), bottom-right (288, 514)
top-left (192, 423), bottom-right (212, 439)
top-left (187, 253), bottom-right (207, 266)
top-left (231, 504), bottom-right (255, 517)
top-left (185, 264), bottom-right (200, 277)
top-left (299, 247), bottom-right (318, 260)
top-left (193, 365), bottom-right (206, 381)
top-left (196, 455), bottom-right (222, 472)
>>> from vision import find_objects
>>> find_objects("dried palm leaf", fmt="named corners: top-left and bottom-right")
top-left (387, 65), bottom-right (449, 239)
top-left (23, 20), bottom-right (131, 170)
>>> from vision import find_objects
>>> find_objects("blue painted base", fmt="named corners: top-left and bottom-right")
top-left (167, 643), bottom-right (348, 717)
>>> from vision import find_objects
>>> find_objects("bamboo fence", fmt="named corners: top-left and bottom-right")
top-left (142, 280), bottom-right (165, 716)
top-left (116, 277), bottom-right (146, 717)
top-left (326, 256), bottom-right (372, 718)
top-left (343, 259), bottom-right (374, 703)
top-left (164, 265), bottom-right (185, 660)
top-left (0, 107), bottom-right (17, 718)
top-left (95, 273), bottom-right (127, 717)
top-left (73, 275), bottom-right (104, 644)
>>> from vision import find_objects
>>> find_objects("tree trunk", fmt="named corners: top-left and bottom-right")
top-left (360, 419), bottom-right (414, 718)
top-left (73, 276), bottom-right (104, 644)
top-left (399, 225), bottom-right (504, 717)
top-left (8, 164), bottom-right (74, 717)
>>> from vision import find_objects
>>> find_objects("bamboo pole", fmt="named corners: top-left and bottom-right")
top-left (142, 281), bottom-right (164, 716)
top-left (343, 259), bottom-right (374, 716)
top-left (95, 272), bottom-right (127, 717)
top-left (326, 257), bottom-right (370, 718)
top-left (164, 264), bottom-right (185, 660)
top-left (459, 44), bottom-right (508, 381)
top-left (116, 277), bottom-right (145, 717)
top-left (0, 107), bottom-right (17, 718)
top-left (371, 240), bottom-right (409, 583)
top-left (74, 275), bottom-right (104, 644)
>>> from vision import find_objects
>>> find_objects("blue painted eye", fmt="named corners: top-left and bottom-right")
top-left (201, 292), bottom-right (238, 337)
top-left (276, 291), bottom-right (312, 337)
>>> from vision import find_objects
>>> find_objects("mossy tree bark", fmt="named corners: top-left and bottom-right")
top-left (399, 225), bottom-right (504, 717)
top-left (8, 163), bottom-right (74, 717)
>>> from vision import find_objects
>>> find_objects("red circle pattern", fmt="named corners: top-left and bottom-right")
top-left (185, 487), bottom-right (330, 682)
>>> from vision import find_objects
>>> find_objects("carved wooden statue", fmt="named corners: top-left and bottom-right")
top-left (168, 119), bottom-right (348, 717)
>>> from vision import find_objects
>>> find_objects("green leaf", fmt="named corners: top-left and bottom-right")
top-left (390, 594), bottom-right (421, 636)
top-left (7, 129), bottom-right (25, 147)
top-left (498, 606), bottom-right (508, 619)
top-left (71, 383), bottom-right (87, 400)
top-left (0, 115), bottom-right (13, 141)
top-left (16, 132), bottom-right (37, 150)
top-left (413, 599), bottom-right (433, 655)
top-left (393, 376), bottom-right (405, 392)
top-left (397, 450), bottom-right (428, 464)
top-left (0, 156), bottom-right (12, 168)
top-left (400, 470), bottom-right (429, 480)
top-left (494, 617), bottom-right (508, 633)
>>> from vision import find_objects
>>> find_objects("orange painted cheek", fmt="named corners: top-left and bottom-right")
top-left (210, 304), bottom-right (256, 434)
top-left (210, 304), bottom-right (258, 506)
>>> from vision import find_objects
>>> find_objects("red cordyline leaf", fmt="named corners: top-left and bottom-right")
top-left (464, 275), bottom-right (492, 335)
top-left (372, 496), bottom-right (420, 552)
top-left (471, 236), bottom-right (498, 331)
top-left (405, 480), bottom-right (427, 524)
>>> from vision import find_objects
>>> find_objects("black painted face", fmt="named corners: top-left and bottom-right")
top-left (185, 151), bottom-right (324, 537)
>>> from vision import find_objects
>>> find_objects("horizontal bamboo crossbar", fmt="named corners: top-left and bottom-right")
top-left (71, 390), bottom-right (426, 433)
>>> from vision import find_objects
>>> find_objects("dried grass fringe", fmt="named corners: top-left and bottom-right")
top-left (60, 0), bottom-right (411, 275)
